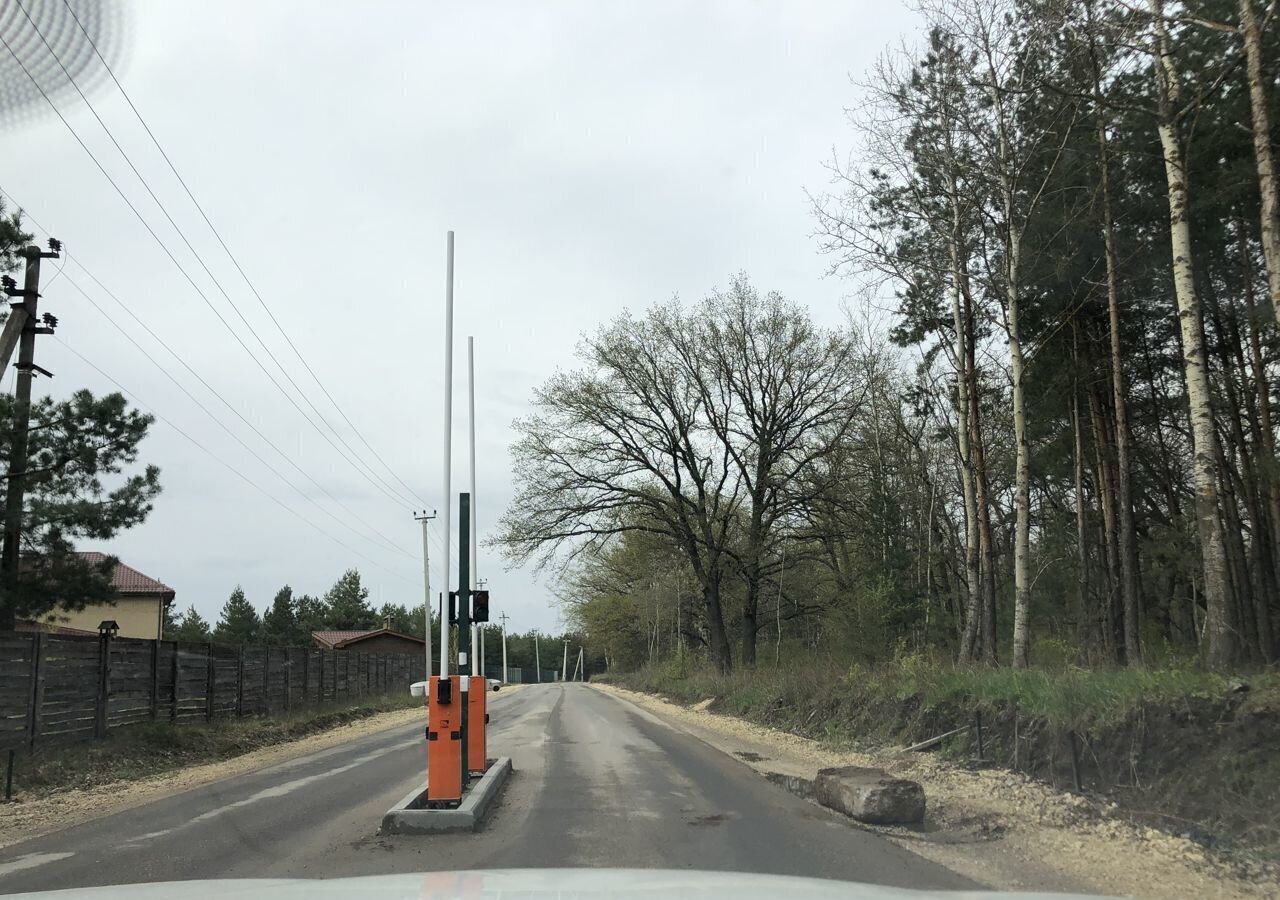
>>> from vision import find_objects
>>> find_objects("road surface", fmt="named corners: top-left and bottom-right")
top-left (0, 684), bottom-right (974, 893)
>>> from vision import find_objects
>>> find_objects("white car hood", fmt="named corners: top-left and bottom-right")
top-left (17, 868), bottom-right (1099, 899)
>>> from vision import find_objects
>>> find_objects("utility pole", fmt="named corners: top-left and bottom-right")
top-left (498, 611), bottom-right (509, 683)
top-left (534, 631), bottom-right (541, 682)
top-left (414, 510), bottom-right (436, 679)
top-left (562, 640), bottom-right (568, 682)
top-left (0, 241), bottom-right (60, 630)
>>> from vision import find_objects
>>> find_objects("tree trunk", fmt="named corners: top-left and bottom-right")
top-left (1089, 386), bottom-right (1125, 663)
top-left (704, 578), bottom-right (732, 673)
top-left (1007, 248), bottom-right (1032, 669)
top-left (1071, 376), bottom-right (1092, 652)
top-left (1149, 0), bottom-right (1236, 669)
top-left (963, 280), bottom-right (998, 663)
top-left (1239, 0), bottom-right (1280, 325)
top-left (950, 228), bottom-right (982, 663)
top-left (1093, 83), bottom-right (1142, 665)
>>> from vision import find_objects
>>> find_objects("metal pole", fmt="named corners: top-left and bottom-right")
top-left (439, 232), bottom-right (454, 678)
top-left (499, 612), bottom-right (509, 683)
top-left (467, 336), bottom-right (479, 677)
top-left (416, 511), bottom-right (436, 679)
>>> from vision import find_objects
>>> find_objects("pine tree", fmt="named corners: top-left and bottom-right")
top-left (261, 585), bottom-right (301, 646)
top-left (295, 593), bottom-right (326, 639)
top-left (324, 569), bottom-right (375, 630)
top-left (214, 586), bottom-right (260, 644)
top-left (171, 605), bottom-right (212, 642)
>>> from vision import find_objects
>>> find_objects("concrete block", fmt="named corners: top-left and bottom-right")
top-left (814, 765), bottom-right (925, 825)
top-left (381, 756), bottom-right (513, 834)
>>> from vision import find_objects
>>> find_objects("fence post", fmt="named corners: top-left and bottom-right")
top-left (264, 647), bottom-right (273, 713)
top-left (283, 649), bottom-right (291, 713)
top-left (95, 631), bottom-right (112, 739)
top-left (205, 642), bottom-right (216, 721)
top-left (170, 643), bottom-right (180, 723)
top-left (150, 639), bottom-right (160, 721)
top-left (236, 644), bottom-right (245, 717)
top-left (318, 651), bottom-right (325, 704)
top-left (27, 633), bottom-right (45, 750)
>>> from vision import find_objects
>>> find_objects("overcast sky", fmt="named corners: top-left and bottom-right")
top-left (0, 0), bottom-right (920, 635)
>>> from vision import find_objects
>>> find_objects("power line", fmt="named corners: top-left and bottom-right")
top-left (0, 16), bottom-right (420, 513)
top-left (57, 0), bottom-right (431, 512)
top-left (60, 268), bottom-right (417, 561)
top-left (1, 187), bottom-right (440, 592)
top-left (52, 335), bottom-right (417, 587)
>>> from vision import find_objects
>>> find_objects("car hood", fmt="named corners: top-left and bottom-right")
top-left (16, 869), bottom-right (1099, 899)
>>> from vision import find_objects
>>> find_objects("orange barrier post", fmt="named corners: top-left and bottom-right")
top-left (426, 675), bottom-right (462, 803)
top-left (467, 675), bottom-right (487, 774)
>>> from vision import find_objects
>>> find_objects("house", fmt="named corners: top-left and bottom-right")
top-left (312, 618), bottom-right (425, 655)
top-left (37, 552), bottom-right (176, 640)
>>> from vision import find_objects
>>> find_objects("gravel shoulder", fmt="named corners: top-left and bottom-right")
top-left (0, 705), bottom-right (426, 851)
top-left (591, 683), bottom-right (1278, 900)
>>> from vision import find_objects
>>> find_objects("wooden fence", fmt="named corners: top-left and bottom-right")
top-left (0, 631), bottom-right (422, 752)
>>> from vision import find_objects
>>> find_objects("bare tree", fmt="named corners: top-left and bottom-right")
top-left (497, 306), bottom-right (742, 671)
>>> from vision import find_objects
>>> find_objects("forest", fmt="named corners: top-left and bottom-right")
top-left (498, 0), bottom-right (1280, 674)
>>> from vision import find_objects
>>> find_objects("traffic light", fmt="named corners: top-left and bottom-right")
top-left (448, 591), bottom-right (458, 624)
top-left (473, 590), bottom-right (490, 622)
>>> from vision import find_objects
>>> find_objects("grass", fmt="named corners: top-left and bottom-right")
top-left (600, 656), bottom-right (1280, 856)
top-left (10, 691), bottom-right (421, 800)
top-left (602, 655), bottom-right (1279, 732)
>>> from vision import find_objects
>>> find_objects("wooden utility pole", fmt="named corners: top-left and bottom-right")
top-left (0, 241), bottom-right (60, 629)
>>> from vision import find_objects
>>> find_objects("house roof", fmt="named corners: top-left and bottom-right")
top-left (15, 620), bottom-right (99, 637)
top-left (74, 552), bottom-right (175, 600)
top-left (312, 627), bottom-right (426, 649)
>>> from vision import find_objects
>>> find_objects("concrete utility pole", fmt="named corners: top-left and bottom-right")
top-left (498, 611), bottom-right (509, 683)
top-left (415, 510), bottom-right (436, 679)
top-left (439, 232), bottom-right (454, 677)
top-left (562, 641), bottom-right (569, 682)
top-left (1, 242), bottom-right (60, 628)
top-left (534, 632), bottom-right (541, 682)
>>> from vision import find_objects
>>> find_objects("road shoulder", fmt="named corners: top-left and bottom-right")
top-left (0, 705), bottom-right (426, 851)
top-left (590, 683), bottom-right (1274, 900)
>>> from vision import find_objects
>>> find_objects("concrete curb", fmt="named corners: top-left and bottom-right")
top-left (381, 756), bottom-right (513, 834)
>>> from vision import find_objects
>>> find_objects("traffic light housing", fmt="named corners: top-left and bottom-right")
top-left (448, 591), bottom-right (458, 624)
top-left (473, 590), bottom-right (490, 622)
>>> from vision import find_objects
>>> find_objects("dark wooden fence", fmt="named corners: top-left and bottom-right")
top-left (0, 631), bottom-right (422, 752)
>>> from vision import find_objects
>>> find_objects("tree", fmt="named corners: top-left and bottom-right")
top-left (162, 602), bottom-right (177, 639)
top-left (0, 198), bottom-right (33, 272)
top-left (499, 302), bottom-right (744, 671)
top-left (171, 605), bottom-right (212, 642)
top-left (324, 569), bottom-right (375, 630)
top-left (262, 585), bottom-right (304, 645)
top-left (214, 586), bottom-right (260, 644)
top-left (0, 390), bottom-right (162, 628)
top-left (295, 592), bottom-right (326, 638)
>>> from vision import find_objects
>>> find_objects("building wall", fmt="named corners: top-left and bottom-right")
top-left (45, 597), bottom-right (164, 640)
top-left (337, 634), bottom-right (424, 655)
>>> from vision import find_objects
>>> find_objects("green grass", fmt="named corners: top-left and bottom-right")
top-left (602, 655), bottom-right (1278, 732)
top-left (11, 691), bottom-right (421, 799)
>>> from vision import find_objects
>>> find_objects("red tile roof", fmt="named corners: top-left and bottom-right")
top-left (74, 552), bottom-right (175, 599)
top-left (312, 627), bottom-right (425, 649)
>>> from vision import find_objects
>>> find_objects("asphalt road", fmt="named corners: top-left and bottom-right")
top-left (0, 684), bottom-right (975, 893)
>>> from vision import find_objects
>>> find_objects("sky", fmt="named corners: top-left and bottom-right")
top-left (0, 0), bottom-right (921, 634)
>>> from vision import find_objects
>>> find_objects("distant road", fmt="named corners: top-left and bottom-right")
top-left (0, 684), bottom-right (973, 893)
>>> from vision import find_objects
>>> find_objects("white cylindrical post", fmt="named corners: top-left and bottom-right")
top-left (502, 617), bottom-right (508, 683)
top-left (439, 232), bottom-right (454, 678)
top-left (562, 641), bottom-right (568, 682)
top-left (467, 336), bottom-right (478, 677)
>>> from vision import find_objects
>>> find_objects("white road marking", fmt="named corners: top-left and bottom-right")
top-left (0, 851), bottom-right (75, 877)
top-left (112, 735), bottom-right (421, 851)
